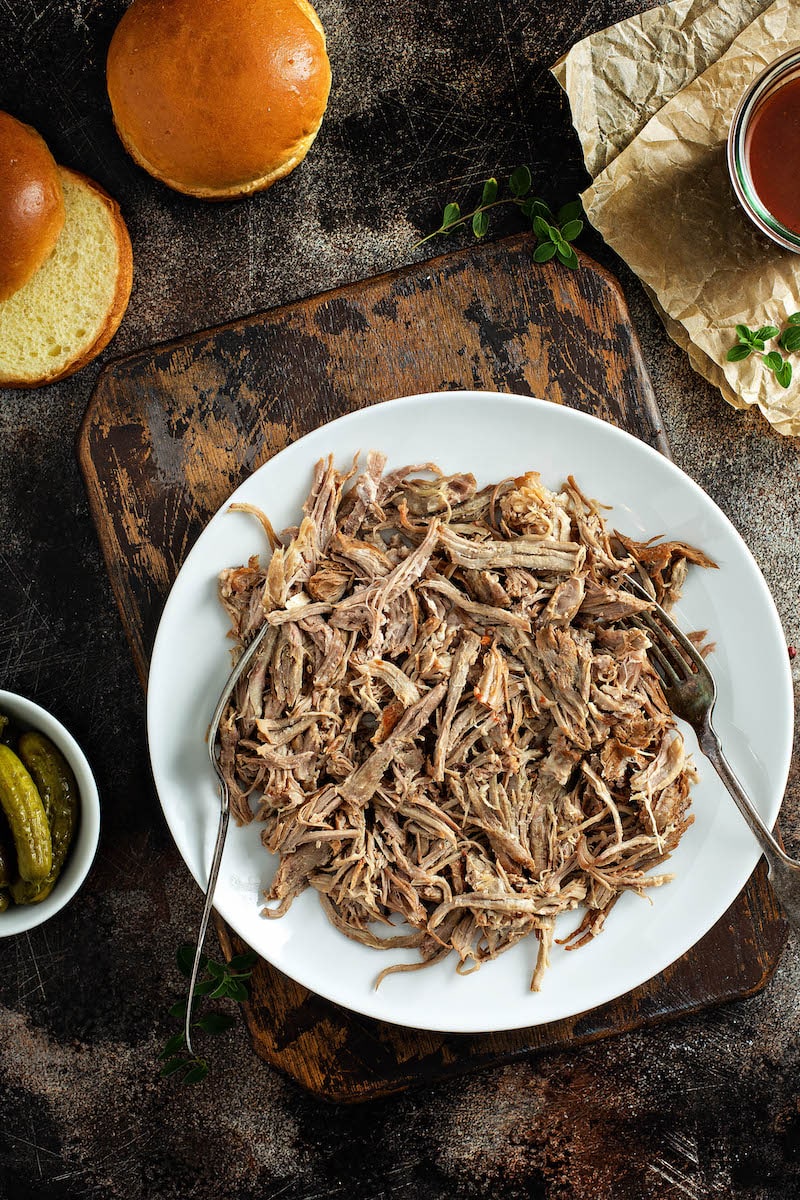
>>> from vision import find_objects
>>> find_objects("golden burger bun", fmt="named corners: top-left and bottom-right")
top-left (106, 0), bottom-right (332, 200)
top-left (0, 112), bottom-right (65, 302)
top-left (0, 168), bottom-right (133, 388)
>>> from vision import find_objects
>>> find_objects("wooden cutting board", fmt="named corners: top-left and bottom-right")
top-left (78, 233), bottom-right (787, 1102)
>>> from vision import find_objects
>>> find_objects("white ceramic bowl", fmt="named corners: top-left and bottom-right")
top-left (0, 690), bottom-right (100, 935)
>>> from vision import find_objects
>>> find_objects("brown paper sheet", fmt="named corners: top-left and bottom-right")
top-left (552, 0), bottom-right (772, 177)
top-left (566, 0), bottom-right (800, 435)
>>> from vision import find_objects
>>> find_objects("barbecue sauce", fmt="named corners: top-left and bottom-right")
top-left (747, 76), bottom-right (800, 235)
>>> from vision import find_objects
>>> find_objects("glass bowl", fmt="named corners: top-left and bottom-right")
top-left (728, 46), bottom-right (800, 253)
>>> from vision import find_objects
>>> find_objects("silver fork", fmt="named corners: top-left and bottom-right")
top-left (183, 622), bottom-right (270, 1055)
top-left (625, 575), bottom-right (800, 929)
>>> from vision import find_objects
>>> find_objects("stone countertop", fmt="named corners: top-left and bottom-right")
top-left (0, 2), bottom-right (798, 1198)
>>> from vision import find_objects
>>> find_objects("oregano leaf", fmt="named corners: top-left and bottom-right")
top-left (531, 199), bottom-right (554, 221)
top-left (160, 1032), bottom-right (187, 1060)
top-left (181, 1060), bottom-right (210, 1085)
top-left (196, 1011), bottom-right (237, 1034)
top-left (228, 953), bottom-right (259, 972)
top-left (532, 215), bottom-right (552, 241)
top-left (726, 344), bottom-right (752, 362)
top-left (193, 978), bottom-right (219, 997)
top-left (533, 242), bottom-right (557, 263)
top-left (560, 219), bottom-right (584, 242)
top-left (442, 202), bottom-right (461, 229)
top-left (509, 166), bottom-right (532, 197)
top-left (481, 177), bottom-right (498, 206)
top-left (472, 210), bottom-right (489, 238)
top-left (225, 979), bottom-right (249, 1003)
top-left (776, 359), bottom-right (793, 388)
top-left (780, 326), bottom-right (800, 353)
top-left (558, 200), bottom-right (582, 224)
top-left (160, 1057), bottom-right (191, 1078)
top-left (177, 944), bottom-right (207, 979)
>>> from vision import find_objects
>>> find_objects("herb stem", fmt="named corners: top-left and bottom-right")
top-left (413, 197), bottom-right (524, 248)
top-left (160, 945), bottom-right (258, 1084)
top-left (416, 169), bottom-right (584, 269)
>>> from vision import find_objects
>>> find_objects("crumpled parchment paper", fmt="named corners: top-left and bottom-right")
top-left (554, 0), bottom-right (800, 436)
top-left (552, 0), bottom-right (772, 177)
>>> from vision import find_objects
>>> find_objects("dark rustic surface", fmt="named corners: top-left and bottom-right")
top-left (1, 0), bottom-right (799, 1196)
top-left (78, 234), bottom-right (786, 1101)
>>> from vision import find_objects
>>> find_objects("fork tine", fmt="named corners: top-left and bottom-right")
top-left (624, 574), bottom-right (714, 683)
top-left (647, 603), bottom-right (713, 681)
top-left (631, 617), bottom-right (683, 687)
top-left (638, 612), bottom-right (696, 681)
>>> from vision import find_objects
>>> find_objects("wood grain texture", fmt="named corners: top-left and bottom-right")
top-left (77, 234), bottom-right (787, 1102)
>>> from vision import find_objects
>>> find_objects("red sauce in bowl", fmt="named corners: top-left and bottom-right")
top-left (747, 76), bottom-right (800, 235)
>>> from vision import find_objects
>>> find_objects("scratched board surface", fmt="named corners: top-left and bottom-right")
top-left (78, 235), bottom-right (787, 1101)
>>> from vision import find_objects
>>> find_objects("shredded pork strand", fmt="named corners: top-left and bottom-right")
top-left (217, 456), bottom-right (715, 991)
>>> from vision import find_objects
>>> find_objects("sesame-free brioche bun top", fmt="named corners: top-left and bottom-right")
top-left (0, 167), bottom-right (133, 388)
top-left (106, 0), bottom-right (331, 199)
top-left (0, 112), bottom-right (65, 302)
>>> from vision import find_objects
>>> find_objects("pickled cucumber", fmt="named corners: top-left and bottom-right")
top-left (12, 732), bottom-right (79, 904)
top-left (0, 746), bottom-right (20, 893)
top-left (0, 819), bottom-right (13, 887)
top-left (0, 745), bottom-right (51, 883)
top-left (0, 713), bottom-right (18, 748)
top-left (10, 876), bottom-right (55, 904)
top-left (0, 891), bottom-right (8, 913)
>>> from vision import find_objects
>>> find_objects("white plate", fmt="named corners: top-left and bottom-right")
top-left (147, 391), bottom-right (793, 1033)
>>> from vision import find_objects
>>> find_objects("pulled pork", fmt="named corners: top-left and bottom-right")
top-left (217, 454), bottom-right (715, 990)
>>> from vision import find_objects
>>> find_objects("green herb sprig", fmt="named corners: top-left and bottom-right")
top-left (159, 945), bottom-right (258, 1084)
top-left (727, 316), bottom-right (800, 389)
top-left (417, 167), bottom-right (584, 269)
top-left (762, 350), bottom-right (792, 390)
top-left (727, 323), bottom-right (780, 360)
top-left (779, 312), bottom-right (800, 354)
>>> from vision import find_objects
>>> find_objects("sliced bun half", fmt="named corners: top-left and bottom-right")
top-left (0, 168), bottom-right (133, 388)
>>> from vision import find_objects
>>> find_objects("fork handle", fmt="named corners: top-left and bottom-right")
top-left (699, 723), bottom-right (800, 928)
top-left (184, 784), bottom-right (230, 1056)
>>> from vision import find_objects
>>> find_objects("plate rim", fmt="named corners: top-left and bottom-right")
top-left (146, 389), bottom-right (794, 1033)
